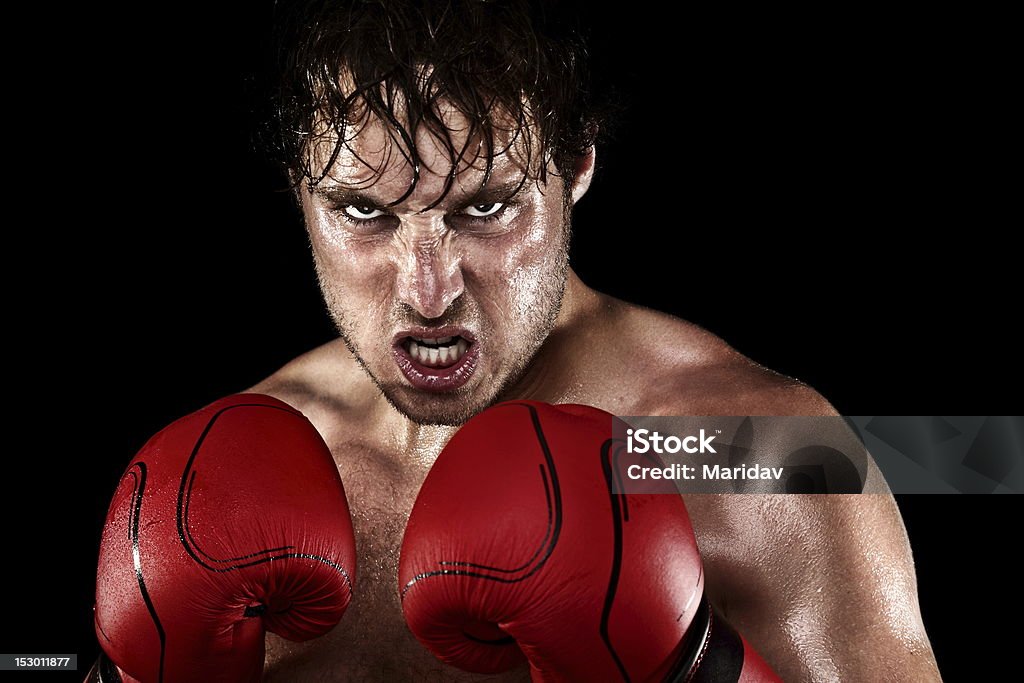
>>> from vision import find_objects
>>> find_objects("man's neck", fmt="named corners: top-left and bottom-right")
top-left (496, 271), bottom-right (601, 404)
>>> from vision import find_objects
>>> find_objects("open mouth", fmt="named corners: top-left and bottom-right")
top-left (392, 329), bottom-right (479, 392)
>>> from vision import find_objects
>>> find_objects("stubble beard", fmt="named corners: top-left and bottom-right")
top-left (313, 217), bottom-right (571, 427)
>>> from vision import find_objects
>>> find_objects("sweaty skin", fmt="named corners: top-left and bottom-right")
top-left (247, 109), bottom-right (940, 681)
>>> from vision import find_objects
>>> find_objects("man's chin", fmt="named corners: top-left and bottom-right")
top-left (379, 385), bottom-right (495, 426)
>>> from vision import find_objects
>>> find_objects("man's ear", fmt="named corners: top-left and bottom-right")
top-left (570, 146), bottom-right (596, 205)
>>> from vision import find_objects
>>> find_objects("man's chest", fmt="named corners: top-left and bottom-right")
top-left (263, 440), bottom-right (530, 682)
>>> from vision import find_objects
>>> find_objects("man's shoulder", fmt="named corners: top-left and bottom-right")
top-left (606, 301), bottom-right (835, 417)
top-left (247, 339), bottom-right (368, 427)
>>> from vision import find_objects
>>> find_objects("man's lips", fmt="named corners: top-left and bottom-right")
top-left (391, 328), bottom-right (479, 392)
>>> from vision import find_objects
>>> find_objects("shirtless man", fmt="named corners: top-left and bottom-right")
top-left (91, 1), bottom-right (940, 680)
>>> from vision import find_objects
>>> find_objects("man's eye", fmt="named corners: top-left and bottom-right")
top-left (342, 205), bottom-right (386, 220)
top-left (462, 202), bottom-right (504, 218)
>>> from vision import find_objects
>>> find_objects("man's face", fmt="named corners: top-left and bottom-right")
top-left (300, 105), bottom-right (574, 425)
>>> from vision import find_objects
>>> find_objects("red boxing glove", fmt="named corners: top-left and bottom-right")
top-left (94, 394), bottom-right (357, 683)
top-left (399, 401), bottom-right (779, 682)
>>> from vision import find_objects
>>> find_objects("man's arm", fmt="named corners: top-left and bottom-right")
top-left (687, 492), bottom-right (940, 681)
top-left (663, 358), bottom-right (941, 680)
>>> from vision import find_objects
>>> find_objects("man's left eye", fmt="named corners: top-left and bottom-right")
top-left (462, 202), bottom-right (504, 218)
top-left (343, 205), bottom-right (386, 220)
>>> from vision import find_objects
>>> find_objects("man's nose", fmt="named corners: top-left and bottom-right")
top-left (394, 241), bottom-right (465, 320)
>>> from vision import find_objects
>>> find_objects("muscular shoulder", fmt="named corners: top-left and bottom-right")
top-left (592, 298), bottom-right (835, 417)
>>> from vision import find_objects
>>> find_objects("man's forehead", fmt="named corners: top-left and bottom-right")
top-left (305, 99), bottom-right (541, 204)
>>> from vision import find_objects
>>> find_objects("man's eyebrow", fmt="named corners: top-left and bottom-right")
top-left (458, 179), bottom-right (529, 207)
top-left (311, 185), bottom-right (384, 207)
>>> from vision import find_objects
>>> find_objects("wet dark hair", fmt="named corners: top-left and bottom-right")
top-left (267, 0), bottom-right (605, 206)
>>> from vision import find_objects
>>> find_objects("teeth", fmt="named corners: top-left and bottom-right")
top-left (413, 335), bottom-right (454, 344)
top-left (406, 336), bottom-right (470, 368)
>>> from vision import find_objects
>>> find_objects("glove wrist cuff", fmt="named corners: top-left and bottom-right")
top-left (665, 596), bottom-right (749, 683)
top-left (85, 652), bottom-right (123, 683)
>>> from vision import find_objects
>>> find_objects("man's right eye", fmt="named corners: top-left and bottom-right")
top-left (342, 205), bottom-right (386, 220)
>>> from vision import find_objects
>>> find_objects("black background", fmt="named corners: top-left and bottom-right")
top-left (9, 2), bottom-right (1017, 681)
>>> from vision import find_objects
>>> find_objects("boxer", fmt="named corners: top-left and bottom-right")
top-left (96, 1), bottom-right (941, 680)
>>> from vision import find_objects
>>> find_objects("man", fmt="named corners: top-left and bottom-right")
top-left (95, 1), bottom-right (941, 680)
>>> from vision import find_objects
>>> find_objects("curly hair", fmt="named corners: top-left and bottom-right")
top-left (267, 0), bottom-right (605, 206)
